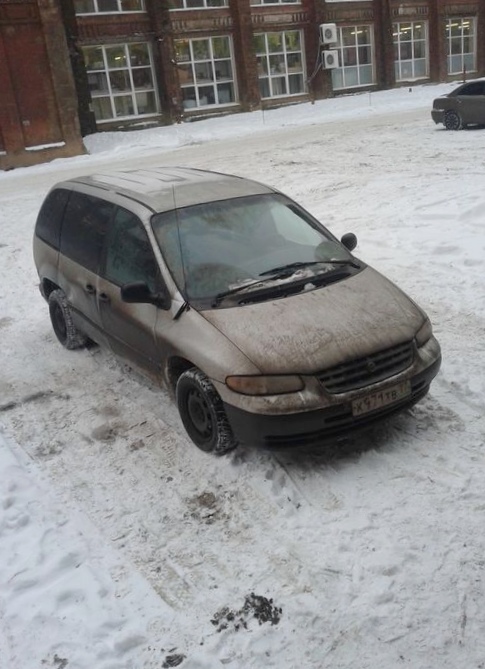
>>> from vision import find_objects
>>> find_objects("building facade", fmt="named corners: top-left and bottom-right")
top-left (1, 0), bottom-right (485, 167)
top-left (0, 0), bottom-right (85, 169)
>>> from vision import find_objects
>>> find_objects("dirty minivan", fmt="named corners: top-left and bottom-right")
top-left (33, 167), bottom-right (441, 454)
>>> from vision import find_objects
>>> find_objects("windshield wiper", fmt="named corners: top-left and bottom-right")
top-left (259, 259), bottom-right (360, 277)
top-left (212, 279), bottom-right (273, 307)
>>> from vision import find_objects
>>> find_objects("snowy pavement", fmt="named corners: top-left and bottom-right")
top-left (1, 81), bottom-right (485, 669)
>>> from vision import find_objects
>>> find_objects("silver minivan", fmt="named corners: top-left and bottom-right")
top-left (33, 167), bottom-right (441, 454)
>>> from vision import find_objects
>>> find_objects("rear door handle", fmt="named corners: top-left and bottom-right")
top-left (85, 283), bottom-right (96, 295)
top-left (98, 292), bottom-right (110, 304)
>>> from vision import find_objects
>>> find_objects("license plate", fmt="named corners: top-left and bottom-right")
top-left (352, 381), bottom-right (411, 417)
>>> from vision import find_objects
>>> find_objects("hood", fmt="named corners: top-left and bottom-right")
top-left (200, 266), bottom-right (425, 374)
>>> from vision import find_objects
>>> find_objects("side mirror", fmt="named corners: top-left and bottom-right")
top-left (121, 281), bottom-right (170, 310)
top-left (341, 233), bottom-right (357, 252)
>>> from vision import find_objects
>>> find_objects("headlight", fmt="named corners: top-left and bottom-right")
top-left (225, 375), bottom-right (304, 395)
top-left (415, 317), bottom-right (433, 347)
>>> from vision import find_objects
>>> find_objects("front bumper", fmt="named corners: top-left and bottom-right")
top-left (223, 355), bottom-right (441, 449)
top-left (431, 109), bottom-right (445, 125)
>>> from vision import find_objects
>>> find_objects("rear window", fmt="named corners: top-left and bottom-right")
top-left (35, 188), bottom-right (70, 249)
top-left (60, 191), bottom-right (115, 273)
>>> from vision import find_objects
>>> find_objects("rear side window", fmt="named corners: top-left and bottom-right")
top-left (35, 188), bottom-right (70, 249)
top-left (60, 192), bottom-right (115, 273)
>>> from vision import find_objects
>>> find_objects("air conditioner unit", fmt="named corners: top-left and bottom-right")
top-left (320, 23), bottom-right (338, 45)
top-left (323, 50), bottom-right (339, 69)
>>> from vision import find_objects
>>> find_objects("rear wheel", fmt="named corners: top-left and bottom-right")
top-left (444, 110), bottom-right (462, 131)
top-left (176, 368), bottom-right (238, 455)
top-left (48, 289), bottom-right (88, 349)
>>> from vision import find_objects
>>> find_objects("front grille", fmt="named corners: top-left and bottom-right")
top-left (317, 341), bottom-right (414, 394)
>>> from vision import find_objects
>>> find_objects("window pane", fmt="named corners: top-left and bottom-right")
top-left (192, 40), bottom-right (210, 60)
top-left (106, 46), bottom-right (128, 68)
top-left (359, 64), bottom-right (373, 85)
top-left (217, 82), bottom-right (234, 103)
top-left (114, 95), bottom-right (135, 116)
top-left (215, 60), bottom-right (232, 79)
top-left (132, 68), bottom-right (152, 89)
top-left (288, 73), bottom-right (303, 94)
top-left (129, 43), bottom-right (150, 66)
top-left (357, 26), bottom-right (371, 45)
top-left (110, 70), bottom-right (131, 91)
top-left (88, 71), bottom-right (109, 94)
top-left (212, 37), bottom-right (230, 59)
top-left (287, 53), bottom-right (302, 72)
top-left (92, 97), bottom-right (113, 119)
top-left (271, 77), bottom-right (286, 95)
top-left (342, 28), bottom-right (355, 47)
top-left (75, 0), bottom-right (95, 13)
top-left (84, 47), bottom-right (104, 70)
top-left (269, 55), bottom-right (285, 74)
top-left (259, 78), bottom-right (270, 98)
top-left (285, 31), bottom-right (300, 51)
top-left (97, 0), bottom-right (118, 10)
top-left (178, 64), bottom-right (194, 85)
top-left (175, 40), bottom-right (191, 62)
top-left (194, 62), bottom-right (213, 82)
top-left (267, 33), bottom-right (283, 53)
top-left (136, 91), bottom-right (157, 113)
top-left (121, 0), bottom-right (143, 9)
top-left (254, 34), bottom-right (266, 54)
top-left (182, 88), bottom-right (197, 108)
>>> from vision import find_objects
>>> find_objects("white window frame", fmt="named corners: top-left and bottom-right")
top-left (251, 0), bottom-right (299, 6)
top-left (254, 30), bottom-right (306, 99)
top-left (75, 0), bottom-right (144, 15)
top-left (170, 0), bottom-right (227, 10)
top-left (331, 25), bottom-right (375, 91)
top-left (446, 17), bottom-right (477, 75)
top-left (175, 36), bottom-right (238, 110)
top-left (393, 21), bottom-right (429, 81)
top-left (83, 43), bottom-right (160, 123)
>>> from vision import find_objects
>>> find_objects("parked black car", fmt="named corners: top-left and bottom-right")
top-left (431, 79), bottom-right (485, 130)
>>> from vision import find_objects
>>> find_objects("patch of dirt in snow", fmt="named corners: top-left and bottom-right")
top-left (210, 593), bottom-right (282, 632)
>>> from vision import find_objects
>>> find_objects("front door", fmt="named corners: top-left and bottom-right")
top-left (98, 206), bottom-right (165, 374)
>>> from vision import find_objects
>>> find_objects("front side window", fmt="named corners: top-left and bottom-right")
top-left (446, 18), bottom-right (476, 75)
top-left (151, 194), bottom-right (356, 305)
top-left (60, 193), bottom-right (115, 273)
top-left (175, 37), bottom-right (237, 110)
top-left (170, 0), bottom-right (227, 8)
top-left (254, 31), bottom-right (306, 99)
top-left (75, 0), bottom-right (144, 14)
top-left (393, 22), bottom-right (428, 81)
top-left (331, 26), bottom-right (374, 90)
top-left (83, 43), bottom-right (159, 122)
top-left (104, 208), bottom-right (160, 293)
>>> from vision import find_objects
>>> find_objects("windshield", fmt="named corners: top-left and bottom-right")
top-left (151, 193), bottom-right (357, 306)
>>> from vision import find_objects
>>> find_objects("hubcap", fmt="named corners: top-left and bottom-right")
top-left (187, 388), bottom-right (213, 440)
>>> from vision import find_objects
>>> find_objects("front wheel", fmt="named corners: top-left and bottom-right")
top-left (444, 110), bottom-right (462, 131)
top-left (48, 289), bottom-right (88, 349)
top-left (176, 368), bottom-right (238, 455)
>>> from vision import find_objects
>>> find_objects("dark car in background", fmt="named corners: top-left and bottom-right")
top-left (431, 79), bottom-right (485, 130)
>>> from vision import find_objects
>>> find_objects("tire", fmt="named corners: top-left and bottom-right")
top-left (48, 289), bottom-right (88, 350)
top-left (176, 368), bottom-right (238, 455)
top-left (444, 110), bottom-right (462, 131)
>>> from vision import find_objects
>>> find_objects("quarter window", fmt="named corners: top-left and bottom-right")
top-left (60, 193), bottom-right (115, 273)
top-left (446, 18), bottom-right (476, 75)
top-left (35, 188), bottom-right (70, 250)
top-left (83, 43), bottom-right (159, 122)
top-left (175, 37), bottom-right (237, 110)
top-left (393, 22), bottom-right (428, 81)
top-left (254, 31), bottom-right (306, 99)
top-left (104, 209), bottom-right (160, 293)
top-left (331, 26), bottom-right (374, 90)
top-left (74, 0), bottom-right (144, 13)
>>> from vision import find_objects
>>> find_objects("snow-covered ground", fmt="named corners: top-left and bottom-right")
top-left (1, 80), bottom-right (485, 669)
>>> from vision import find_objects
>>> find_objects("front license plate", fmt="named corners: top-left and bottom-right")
top-left (352, 381), bottom-right (411, 417)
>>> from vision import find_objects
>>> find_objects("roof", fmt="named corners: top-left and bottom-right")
top-left (66, 167), bottom-right (274, 213)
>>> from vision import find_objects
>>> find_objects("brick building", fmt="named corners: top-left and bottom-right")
top-left (1, 0), bottom-right (485, 168)
top-left (0, 0), bottom-right (85, 169)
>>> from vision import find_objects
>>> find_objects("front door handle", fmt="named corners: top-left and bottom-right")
top-left (85, 283), bottom-right (96, 295)
top-left (98, 292), bottom-right (110, 304)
